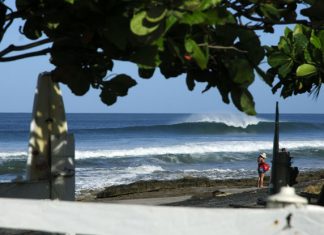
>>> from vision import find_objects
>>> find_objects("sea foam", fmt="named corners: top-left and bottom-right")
top-left (75, 140), bottom-right (324, 159)
top-left (0, 151), bottom-right (27, 159)
top-left (181, 113), bottom-right (267, 128)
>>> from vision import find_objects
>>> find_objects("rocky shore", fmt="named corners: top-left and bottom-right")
top-left (77, 170), bottom-right (324, 208)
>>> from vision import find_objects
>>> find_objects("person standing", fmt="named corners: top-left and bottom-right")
top-left (257, 153), bottom-right (270, 188)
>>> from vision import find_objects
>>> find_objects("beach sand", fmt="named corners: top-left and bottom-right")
top-left (77, 170), bottom-right (324, 208)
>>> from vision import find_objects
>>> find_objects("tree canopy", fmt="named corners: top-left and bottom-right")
top-left (0, 0), bottom-right (324, 115)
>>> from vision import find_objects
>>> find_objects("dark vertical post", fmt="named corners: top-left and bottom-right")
top-left (269, 102), bottom-right (293, 195)
top-left (273, 102), bottom-right (279, 158)
top-left (269, 102), bottom-right (279, 195)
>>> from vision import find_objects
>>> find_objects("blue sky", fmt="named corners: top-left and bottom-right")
top-left (0, 15), bottom-right (323, 114)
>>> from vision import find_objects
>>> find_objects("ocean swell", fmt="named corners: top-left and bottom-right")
top-left (74, 140), bottom-right (324, 159)
top-left (72, 121), bottom-right (324, 136)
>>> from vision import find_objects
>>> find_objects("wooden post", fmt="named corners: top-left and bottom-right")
top-left (269, 102), bottom-right (280, 194)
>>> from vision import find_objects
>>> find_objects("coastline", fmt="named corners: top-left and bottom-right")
top-left (77, 169), bottom-right (324, 208)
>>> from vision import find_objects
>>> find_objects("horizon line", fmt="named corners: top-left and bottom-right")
top-left (0, 112), bottom-right (324, 115)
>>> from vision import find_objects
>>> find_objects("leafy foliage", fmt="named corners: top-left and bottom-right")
top-left (1, 0), bottom-right (324, 114)
top-left (267, 24), bottom-right (324, 98)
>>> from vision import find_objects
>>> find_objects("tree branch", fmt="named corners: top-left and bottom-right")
top-left (2, 18), bottom-right (13, 38)
top-left (1, 4), bottom-right (14, 34)
top-left (5, 11), bottom-right (22, 21)
top-left (229, 2), bottom-right (316, 30)
top-left (198, 43), bottom-right (248, 53)
top-left (0, 38), bottom-right (52, 57)
top-left (0, 48), bottom-right (51, 62)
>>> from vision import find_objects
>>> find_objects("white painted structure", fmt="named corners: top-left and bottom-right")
top-left (267, 186), bottom-right (308, 208)
top-left (0, 198), bottom-right (323, 235)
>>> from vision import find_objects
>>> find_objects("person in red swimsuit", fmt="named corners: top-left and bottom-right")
top-left (257, 153), bottom-right (269, 188)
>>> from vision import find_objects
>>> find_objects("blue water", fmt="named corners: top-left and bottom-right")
top-left (0, 113), bottom-right (324, 192)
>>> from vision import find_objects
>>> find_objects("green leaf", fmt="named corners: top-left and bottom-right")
top-left (254, 66), bottom-right (268, 86)
top-left (180, 11), bottom-right (206, 25)
top-left (304, 48), bottom-right (313, 64)
top-left (293, 24), bottom-right (304, 35)
top-left (212, 25), bottom-right (237, 45)
top-left (68, 76), bottom-right (90, 96)
top-left (130, 46), bottom-right (159, 67)
top-left (278, 37), bottom-right (291, 55)
top-left (260, 3), bottom-right (281, 20)
top-left (301, 0), bottom-right (324, 22)
top-left (50, 38), bottom-right (84, 66)
top-left (278, 61), bottom-right (293, 78)
top-left (100, 92), bottom-right (117, 106)
top-left (318, 31), bottom-right (324, 52)
top-left (296, 64), bottom-right (318, 77)
top-left (52, 66), bottom-right (90, 96)
top-left (284, 27), bottom-right (293, 37)
top-left (200, 0), bottom-right (222, 10)
top-left (135, 22), bottom-right (166, 44)
top-left (264, 68), bottom-right (277, 87)
top-left (231, 88), bottom-right (256, 115)
top-left (65, 0), bottom-right (76, 4)
top-left (236, 29), bottom-right (264, 65)
top-left (293, 33), bottom-right (308, 55)
top-left (138, 67), bottom-right (155, 79)
top-left (183, 0), bottom-right (201, 11)
top-left (130, 11), bottom-right (159, 36)
top-left (146, 7), bottom-right (167, 23)
top-left (204, 8), bottom-right (235, 25)
top-left (185, 38), bottom-right (208, 70)
top-left (229, 59), bottom-right (254, 87)
top-left (268, 52), bottom-right (291, 68)
top-left (186, 73), bottom-right (196, 91)
top-left (107, 74), bottom-right (137, 96)
top-left (23, 18), bottom-right (42, 40)
top-left (100, 74), bottom-right (137, 106)
top-left (105, 15), bottom-right (129, 50)
top-left (47, 22), bottom-right (60, 30)
top-left (15, 0), bottom-right (29, 11)
top-left (310, 31), bottom-right (322, 49)
top-left (179, 8), bottom-right (234, 25)
top-left (165, 15), bottom-right (178, 32)
top-left (159, 45), bottom-right (185, 78)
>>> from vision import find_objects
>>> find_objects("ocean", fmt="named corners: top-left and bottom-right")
top-left (0, 113), bottom-right (324, 193)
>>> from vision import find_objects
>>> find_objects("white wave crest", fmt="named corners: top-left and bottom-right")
top-left (0, 151), bottom-right (27, 159)
top-left (181, 113), bottom-right (267, 128)
top-left (75, 140), bottom-right (324, 159)
top-left (123, 165), bottom-right (164, 174)
top-left (1, 139), bottom-right (323, 160)
top-left (75, 167), bottom-right (256, 191)
top-left (76, 165), bottom-right (164, 191)
top-left (281, 140), bottom-right (324, 150)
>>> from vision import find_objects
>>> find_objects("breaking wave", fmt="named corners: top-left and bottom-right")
top-left (74, 140), bottom-right (324, 159)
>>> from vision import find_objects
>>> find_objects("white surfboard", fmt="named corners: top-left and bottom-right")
top-left (0, 72), bottom-right (74, 200)
top-left (26, 72), bottom-right (68, 181)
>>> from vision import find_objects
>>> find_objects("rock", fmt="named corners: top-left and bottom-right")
top-left (96, 177), bottom-right (257, 198)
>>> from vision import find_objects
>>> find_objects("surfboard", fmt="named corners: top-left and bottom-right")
top-left (26, 72), bottom-right (68, 181)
